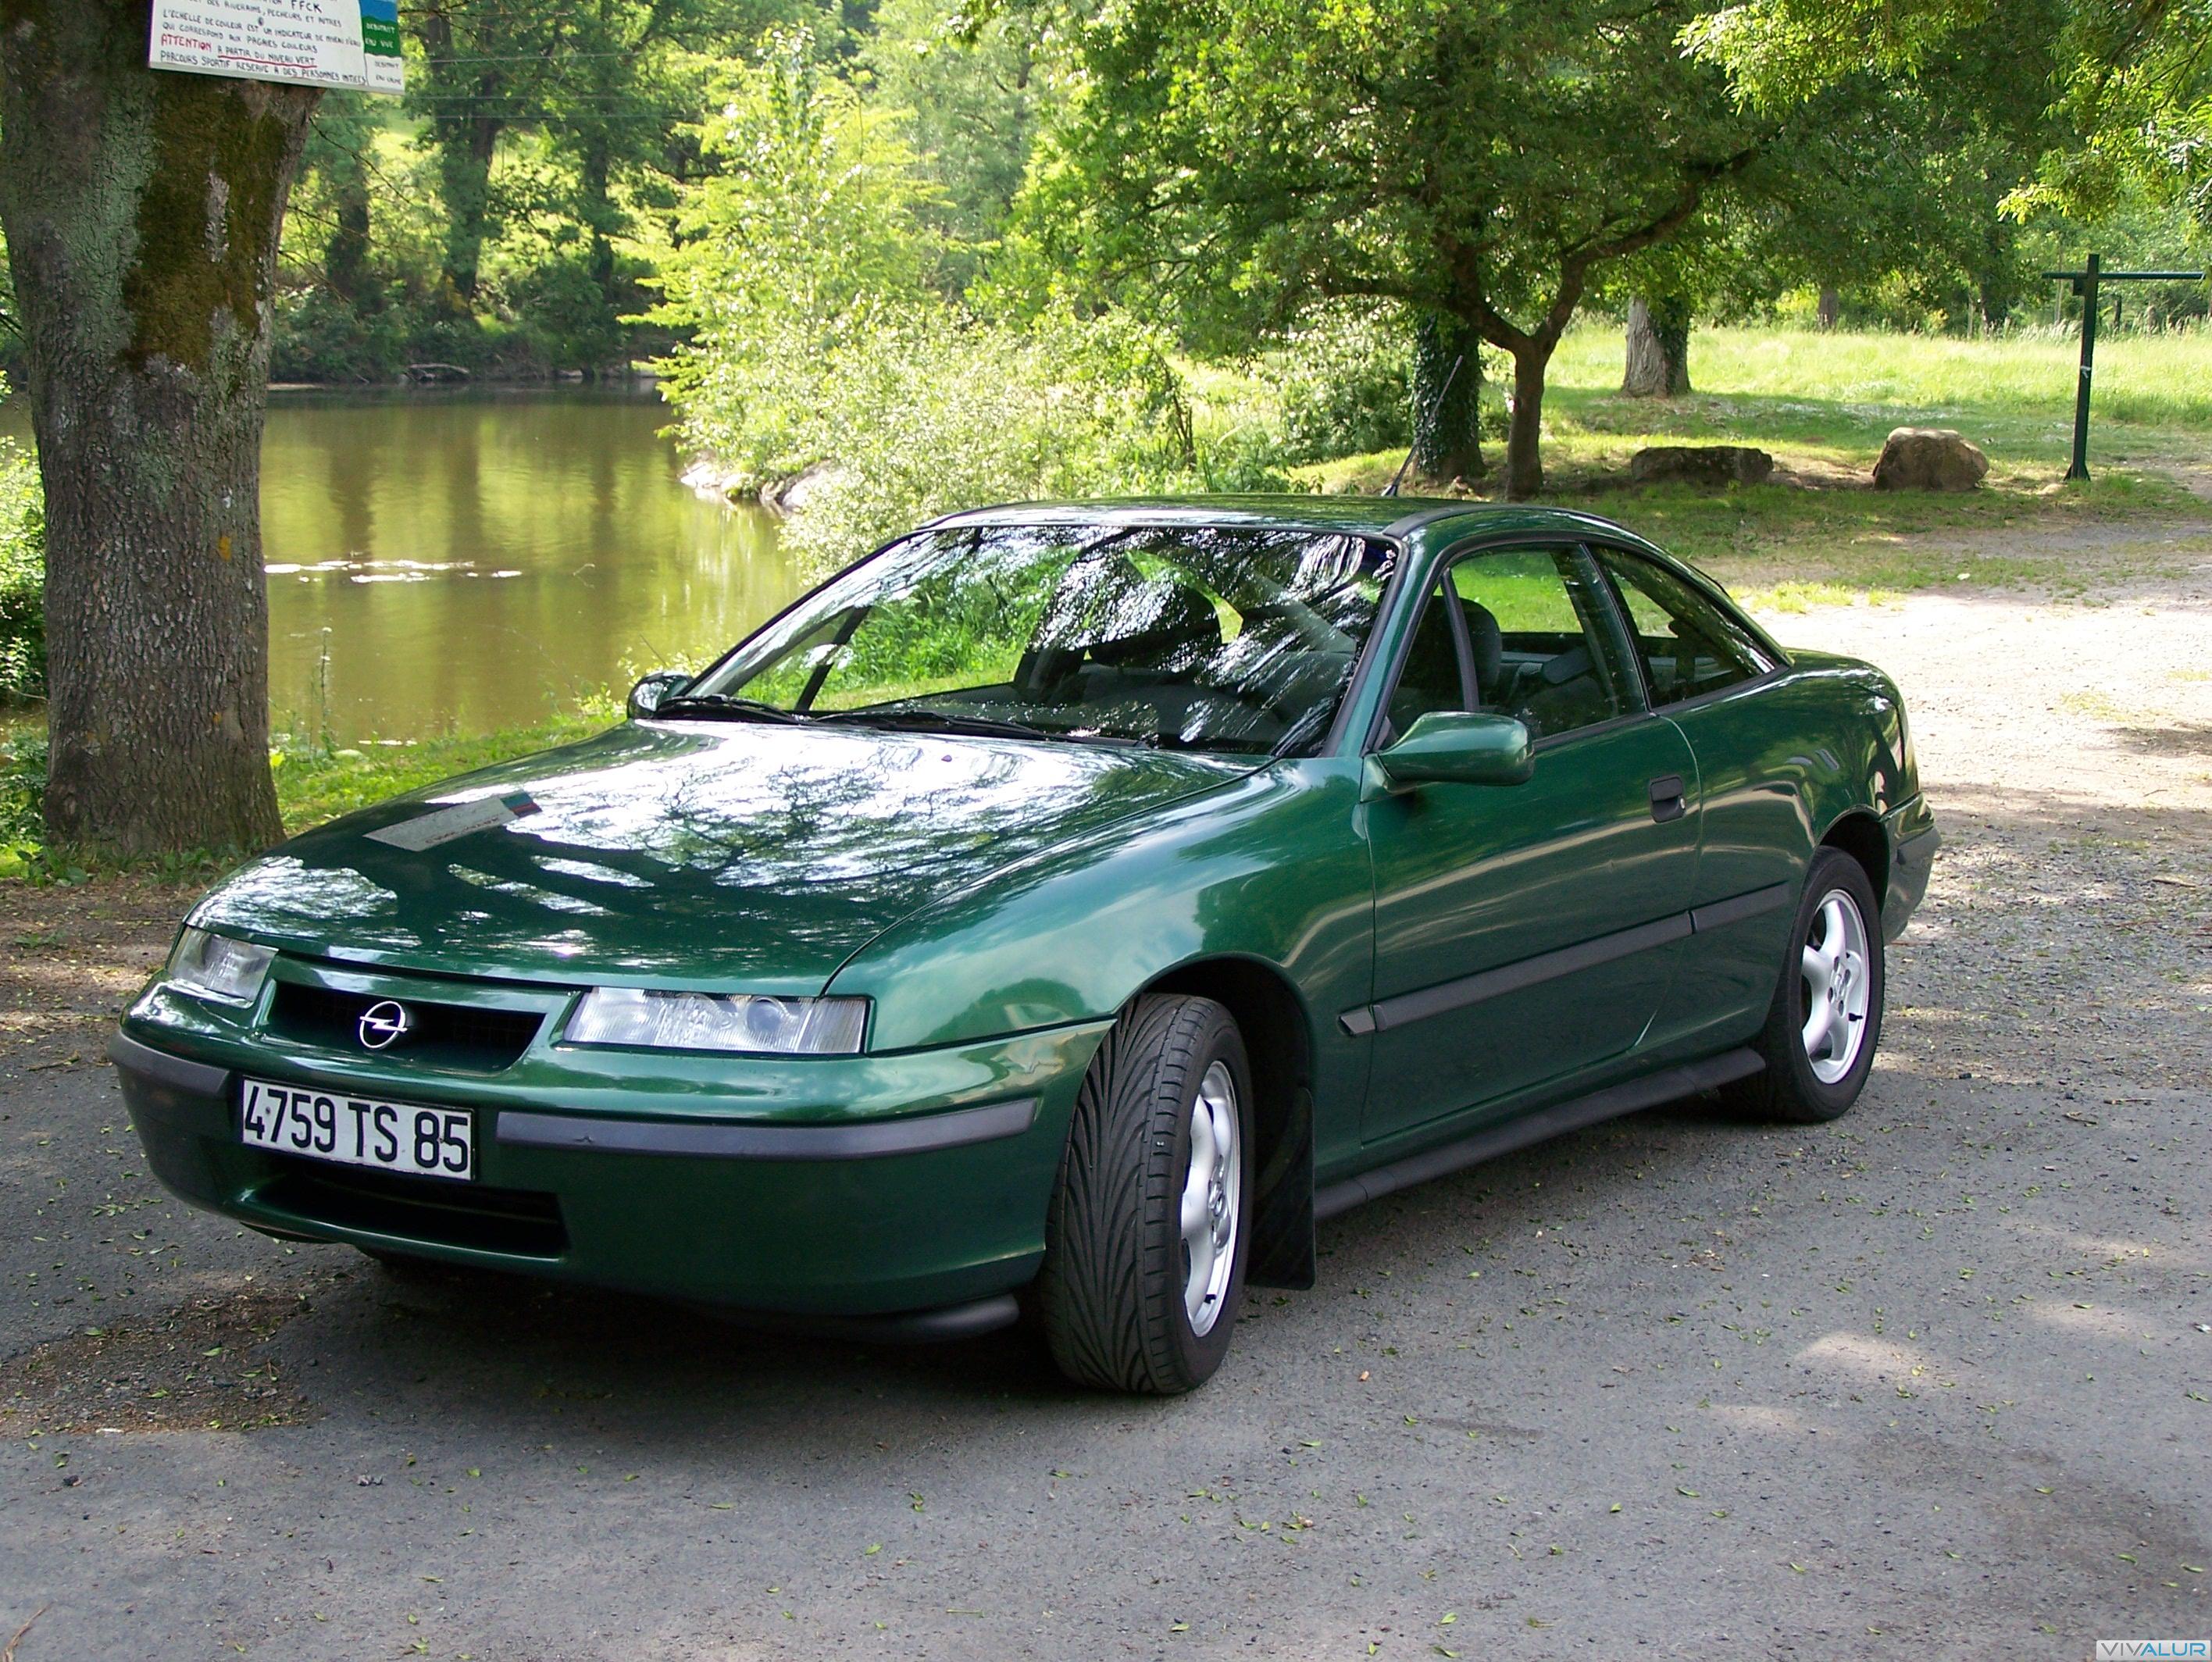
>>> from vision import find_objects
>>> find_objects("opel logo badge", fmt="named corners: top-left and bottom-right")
top-left (357, 999), bottom-right (412, 1050)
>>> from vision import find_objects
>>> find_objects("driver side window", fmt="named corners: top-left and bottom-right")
top-left (1426, 546), bottom-right (1630, 741)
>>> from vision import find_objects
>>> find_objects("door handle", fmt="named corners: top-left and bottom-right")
top-left (1648, 774), bottom-right (1688, 823)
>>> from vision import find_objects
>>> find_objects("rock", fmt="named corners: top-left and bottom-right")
top-left (1627, 444), bottom-right (1774, 487)
top-left (1872, 426), bottom-right (1988, 491)
top-left (763, 460), bottom-right (846, 515)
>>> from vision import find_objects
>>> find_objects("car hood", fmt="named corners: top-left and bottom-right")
top-left (194, 722), bottom-right (1250, 990)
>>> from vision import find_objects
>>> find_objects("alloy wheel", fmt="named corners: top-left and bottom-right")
top-left (1800, 888), bottom-right (1871, 1085)
top-left (1178, 1060), bottom-right (1242, 1337)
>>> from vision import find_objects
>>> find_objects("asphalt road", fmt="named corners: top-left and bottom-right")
top-left (2, 555), bottom-right (2207, 1660)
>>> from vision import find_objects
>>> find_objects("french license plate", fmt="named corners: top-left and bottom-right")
top-left (240, 1078), bottom-right (475, 1181)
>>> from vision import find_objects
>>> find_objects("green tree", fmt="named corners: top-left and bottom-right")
top-left (860, 0), bottom-right (1047, 293)
top-left (408, 0), bottom-right (570, 309)
top-left (305, 95), bottom-right (384, 309)
top-left (0, 2), bottom-right (316, 854)
top-left (1018, 0), bottom-right (1772, 497)
top-left (0, 375), bottom-right (40, 702)
top-left (409, 0), bottom-right (805, 339)
top-left (650, 31), bottom-right (946, 479)
top-left (1686, 0), bottom-right (2212, 230)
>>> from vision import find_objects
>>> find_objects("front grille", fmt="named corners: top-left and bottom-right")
top-left (254, 1155), bottom-right (568, 1257)
top-left (266, 981), bottom-right (544, 1073)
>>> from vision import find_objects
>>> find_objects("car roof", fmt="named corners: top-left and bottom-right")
top-left (923, 496), bottom-right (1650, 546)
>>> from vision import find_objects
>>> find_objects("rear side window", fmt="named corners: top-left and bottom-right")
top-left (1594, 547), bottom-right (1775, 707)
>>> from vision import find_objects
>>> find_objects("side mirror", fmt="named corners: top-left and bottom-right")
top-left (627, 669), bottom-right (692, 719)
top-left (1368, 711), bottom-right (1533, 794)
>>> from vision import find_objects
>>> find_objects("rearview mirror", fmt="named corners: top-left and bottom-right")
top-left (1368, 711), bottom-right (1533, 793)
top-left (627, 669), bottom-right (692, 719)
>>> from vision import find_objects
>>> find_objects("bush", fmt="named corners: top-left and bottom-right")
top-left (772, 301), bottom-right (1201, 572)
top-left (1265, 309), bottom-right (1412, 464)
top-left (0, 425), bottom-right (44, 703)
top-left (653, 35), bottom-right (1207, 566)
top-left (270, 286), bottom-right (410, 383)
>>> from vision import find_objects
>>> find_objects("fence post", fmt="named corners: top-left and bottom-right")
top-left (2067, 253), bottom-right (2100, 483)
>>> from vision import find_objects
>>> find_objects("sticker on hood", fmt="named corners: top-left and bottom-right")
top-left (366, 790), bottom-right (541, 851)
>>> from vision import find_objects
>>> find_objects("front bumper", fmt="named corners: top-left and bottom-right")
top-left (112, 1002), bottom-right (1108, 1321)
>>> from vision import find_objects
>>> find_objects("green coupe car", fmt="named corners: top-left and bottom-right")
top-left (114, 499), bottom-right (1935, 1393)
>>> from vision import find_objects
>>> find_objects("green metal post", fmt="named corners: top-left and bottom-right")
top-left (2068, 253), bottom-right (2099, 482)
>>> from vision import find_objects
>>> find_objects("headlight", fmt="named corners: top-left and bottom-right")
top-left (164, 926), bottom-right (276, 1006)
top-left (562, 988), bottom-right (868, 1055)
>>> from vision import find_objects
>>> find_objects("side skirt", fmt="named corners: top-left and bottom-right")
top-left (1313, 1047), bottom-right (1764, 1222)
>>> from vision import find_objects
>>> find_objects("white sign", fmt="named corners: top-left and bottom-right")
top-left (149, 0), bottom-right (403, 95)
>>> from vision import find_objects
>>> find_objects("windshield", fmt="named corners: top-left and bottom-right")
top-left (682, 522), bottom-right (1392, 756)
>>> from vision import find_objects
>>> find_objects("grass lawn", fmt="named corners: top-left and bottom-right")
top-left (0, 708), bottom-right (614, 883)
top-left (1285, 323), bottom-right (2212, 605)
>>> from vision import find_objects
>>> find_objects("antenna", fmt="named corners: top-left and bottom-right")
top-left (1382, 353), bottom-right (1464, 498)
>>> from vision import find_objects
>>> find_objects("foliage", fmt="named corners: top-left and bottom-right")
top-left (1011, 0), bottom-right (1828, 497)
top-left (859, 0), bottom-right (1047, 295)
top-left (756, 300), bottom-right (1203, 572)
top-left (649, 32), bottom-right (948, 482)
top-left (0, 391), bottom-right (43, 701)
top-left (651, 32), bottom-right (1207, 569)
top-left (1260, 308), bottom-right (1414, 467)
top-left (1686, 0), bottom-right (2212, 231)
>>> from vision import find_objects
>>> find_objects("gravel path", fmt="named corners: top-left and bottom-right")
top-left (0, 538), bottom-right (2205, 1661)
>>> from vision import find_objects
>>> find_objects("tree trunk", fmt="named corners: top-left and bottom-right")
top-left (1503, 344), bottom-right (1554, 500)
top-left (434, 113), bottom-right (501, 306)
top-left (581, 134), bottom-right (616, 301)
top-left (1411, 311), bottom-right (1483, 482)
top-left (316, 105), bottom-right (375, 309)
top-left (0, 1), bottom-right (312, 854)
top-left (1622, 295), bottom-right (1691, 397)
top-left (413, 0), bottom-right (503, 310)
top-left (1818, 286), bottom-right (1839, 330)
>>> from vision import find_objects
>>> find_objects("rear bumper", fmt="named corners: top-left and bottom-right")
top-left (1882, 795), bottom-right (1939, 940)
top-left (112, 1016), bottom-right (1106, 1320)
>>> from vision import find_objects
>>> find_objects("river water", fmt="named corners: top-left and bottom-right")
top-left (6, 386), bottom-right (797, 740)
top-left (260, 387), bottom-right (796, 740)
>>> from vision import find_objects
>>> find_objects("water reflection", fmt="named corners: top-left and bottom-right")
top-left (255, 387), bottom-right (795, 740)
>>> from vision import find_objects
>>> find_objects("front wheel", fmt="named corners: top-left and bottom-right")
top-left (1727, 848), bottom-right (1886, 1124)
top-left (1037, 995), bottom-right (1253, 1395)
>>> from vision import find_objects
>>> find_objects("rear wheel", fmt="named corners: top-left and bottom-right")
top-left (1038, 995), bottom-right (1252, 1395)
top-left (1727, 847), bottom-right (1885, 1124)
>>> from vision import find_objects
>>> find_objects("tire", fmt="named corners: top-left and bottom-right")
top-left (1727, 847), bottom-right (1886, 1124)
top-left (1038, 995), bottom-right (1254, 1395)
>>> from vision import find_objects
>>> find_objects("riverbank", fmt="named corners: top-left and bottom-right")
top-left (0, 705), bottom-right (613, 883)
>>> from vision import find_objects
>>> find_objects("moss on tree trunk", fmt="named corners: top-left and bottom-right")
top-left (1622, 294), bottom-right (1691, 397)
top-left (1411, 312), bottom-right (1483, 483)
top-left (0, 0), bottom-right (316, 855)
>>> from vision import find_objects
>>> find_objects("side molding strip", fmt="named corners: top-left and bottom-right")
top-left (497, 1097), bottom-right (1039, 1161)
top-left (1687, 881), bottom-right (1793, 934)
top-left (1340, 913), bottom-right (1693, 1037)
top-left (1312, 1047), bottom-right (1764, 1220)
top-left (1336, 881), bottom-right (1800, 1038)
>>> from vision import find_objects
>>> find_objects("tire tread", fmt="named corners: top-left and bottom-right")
top-left (1040, 995), bottom-right (1240, 1394)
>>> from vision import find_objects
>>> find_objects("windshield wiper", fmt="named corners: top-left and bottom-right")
top-left (817, 707), bottom-right (1059, 742)
top-left (649, 693), bottom-right (812, 724)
